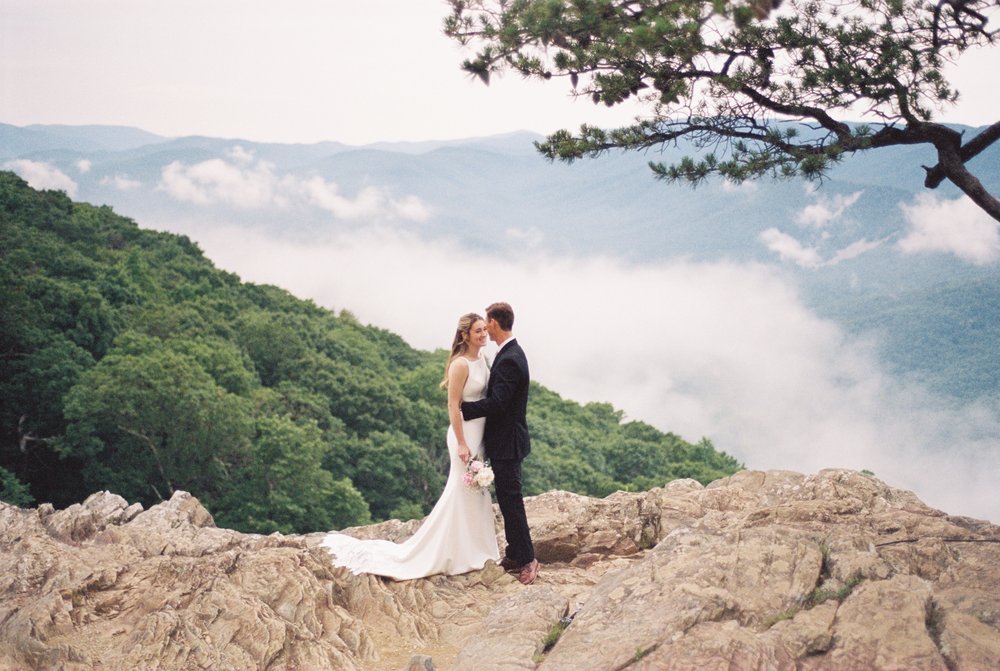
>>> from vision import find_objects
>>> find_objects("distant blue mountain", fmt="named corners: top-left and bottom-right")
top-left (2, 121), bottom-right (997, 400)
top-left (0, 123), bottom-right (168, 157)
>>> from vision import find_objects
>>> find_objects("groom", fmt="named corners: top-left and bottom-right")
top-left (461, 302), bottom-right (538, 585)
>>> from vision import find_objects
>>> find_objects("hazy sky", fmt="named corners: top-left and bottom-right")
top-left (1, 0), bottom-right (997, 144)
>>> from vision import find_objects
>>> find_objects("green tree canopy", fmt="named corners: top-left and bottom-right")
top-left (351, 430), bottom-right (445, 520)
top-left (0, 467), bottom-right (34, 507)
top-left (445, 0), bottom-right (1000, 221)
top-left (213, 414), bottom-right (371, 534)
top-left (59, 333), bottom-right (255, 503)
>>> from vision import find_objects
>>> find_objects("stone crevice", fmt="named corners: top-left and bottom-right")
top-left (925, 597), bottom-right (959, 671)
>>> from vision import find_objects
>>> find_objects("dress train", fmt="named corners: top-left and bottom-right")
top-left (320, 356), bottom-right (499, 580)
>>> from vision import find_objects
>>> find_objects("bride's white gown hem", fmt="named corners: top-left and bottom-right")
top-left (320, 355), bottom-right (499, 580)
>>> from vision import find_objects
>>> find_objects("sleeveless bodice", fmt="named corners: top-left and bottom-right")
top-left (462, 356), bottom-right (489, 402)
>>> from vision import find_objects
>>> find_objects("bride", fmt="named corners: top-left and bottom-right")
top-left (320, 313), bottom-right (500, 579)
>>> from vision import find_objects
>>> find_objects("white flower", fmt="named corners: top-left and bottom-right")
top-left (474, 466), bottom-right (494, 488)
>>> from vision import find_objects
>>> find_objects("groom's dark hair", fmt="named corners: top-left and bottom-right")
top-left (486, 302), bottom-right (515, 331)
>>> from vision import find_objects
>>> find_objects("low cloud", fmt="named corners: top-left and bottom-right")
top-left (761, 188), bottom-right (882, 268)
top-left (3, 159), bottom-right (78, 197)
top-left (158, 157), bottom-right (285, 208)
top-left (760, 228), bottom-right (822, 268)
top-left (760, 227), bottom-right (882, 269)
top-left (227, 145), bottom-right (256, 165)
top-left (292, 177), bottom-right (380, 218)
top-left (505, 227), bottom-right (544, 248)
top-left (827, 237), bottom-right (886, 265)
top-left (76, 159), bottom-right (92, 174)
top-left (100, 174), bottom-right (142, 190)
top-left (392, 195), bottom-right (431, 222)
top-left (156, 148), bottom-right (429, 222)
top-left (796, 189), bottom-right (863, 228)
top-left (899, 194), bottom-right (1000, 265)
top-left (151, 219), bottom-right (1000, 523)
top-left (795, 184), bottom-right (864, 228)
top-left (290, 177), bottom-right (431, 221)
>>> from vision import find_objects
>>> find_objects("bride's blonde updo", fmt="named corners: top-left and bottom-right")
top-left (440, 312), bottom-right (483, 388)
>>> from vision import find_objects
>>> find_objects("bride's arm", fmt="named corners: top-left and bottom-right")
top-left (447, 358), bottom-right (472, 464)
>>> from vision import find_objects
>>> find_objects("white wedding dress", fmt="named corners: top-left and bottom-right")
top-left (320, 355), bottom-right (500, 580)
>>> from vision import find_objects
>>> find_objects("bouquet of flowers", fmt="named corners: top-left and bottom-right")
top-left (463, 458), bottom-right (494, 493)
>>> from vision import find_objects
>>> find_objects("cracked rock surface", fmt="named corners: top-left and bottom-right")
top-left (2, 469), bottom-right (998, 670)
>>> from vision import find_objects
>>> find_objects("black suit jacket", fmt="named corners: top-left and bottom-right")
top-left (461, 339), bottom-right (531, 461)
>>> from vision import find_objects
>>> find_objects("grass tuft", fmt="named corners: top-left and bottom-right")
top-left (542, 619), bottom-right (569, 651)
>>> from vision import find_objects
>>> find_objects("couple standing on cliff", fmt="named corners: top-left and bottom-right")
top-left (321, 302), bottom-right (540, 586)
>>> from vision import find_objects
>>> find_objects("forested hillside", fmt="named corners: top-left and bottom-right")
top-left (0, 172), bottom-right (740, 533)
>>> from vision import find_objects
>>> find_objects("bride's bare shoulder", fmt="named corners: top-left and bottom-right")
top-left (449, 356), bottom-right (471, 370)
top-left (447, 356), bottom-right (470, 379)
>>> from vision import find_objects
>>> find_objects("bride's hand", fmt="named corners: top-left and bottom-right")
top-left (458, 443), bottom-right (472, 464)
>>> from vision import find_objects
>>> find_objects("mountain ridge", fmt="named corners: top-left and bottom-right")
top-left (2, 121), bottom-right (998, 401)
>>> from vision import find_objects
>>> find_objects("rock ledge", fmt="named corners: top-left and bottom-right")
top-left (2, 470), bottom-right (998, 670)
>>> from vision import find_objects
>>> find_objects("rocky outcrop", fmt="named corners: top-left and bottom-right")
top-left (2, 470), bottom-right (998, 670)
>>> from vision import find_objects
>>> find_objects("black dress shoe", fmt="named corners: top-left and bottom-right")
top-left (499, 556), bottom-right (522, 572)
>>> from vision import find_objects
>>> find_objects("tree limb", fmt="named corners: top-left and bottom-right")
top-left (737, 84), bottom-right (852, 137)
top-left (17, 415), bottom-right (49, 453)
top-left (924, 120), bottom-right (1000, 188)
top-left (929, 136), bottom-right (1000, 221)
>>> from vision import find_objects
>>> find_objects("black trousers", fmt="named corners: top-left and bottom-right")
top-left (491, 457), bottom-right (534, 565)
